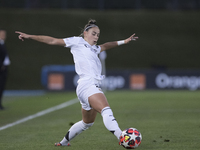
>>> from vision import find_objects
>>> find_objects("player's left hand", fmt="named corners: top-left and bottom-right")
top-left (125, 33), bottom-right (138, 44)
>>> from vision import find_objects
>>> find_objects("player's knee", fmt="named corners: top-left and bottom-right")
top-left (82, 120), bottom-right (94, 130)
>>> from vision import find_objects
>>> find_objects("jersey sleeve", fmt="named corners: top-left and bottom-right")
top-left (63, 36), bottom-right (79, 48)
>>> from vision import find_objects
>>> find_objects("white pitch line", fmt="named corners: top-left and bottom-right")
top-left (0, 98), bottom-right (79, 131)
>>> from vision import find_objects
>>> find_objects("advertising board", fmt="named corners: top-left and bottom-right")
top-left (42, 66), bottom-right (200, 91)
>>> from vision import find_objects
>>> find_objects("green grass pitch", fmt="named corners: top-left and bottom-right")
top-left (0, 90), bottom-right (200, 150)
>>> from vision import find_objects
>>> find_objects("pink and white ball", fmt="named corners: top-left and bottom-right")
top-left (119, 128), bottom-right (142, 149)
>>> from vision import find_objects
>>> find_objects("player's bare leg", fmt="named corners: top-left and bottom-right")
top-left (82, 108), bottom-right (97, 123)
top-left (88, 93), bottom-right (122, 139)
top-left (88, 93), bottom-right (109, 113)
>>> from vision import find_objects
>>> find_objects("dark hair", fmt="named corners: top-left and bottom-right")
top-left (80, 19), bottom-right (98, 37)
top-left (0, 27), bottom-right (6, 32)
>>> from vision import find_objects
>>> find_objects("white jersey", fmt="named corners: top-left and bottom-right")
top-left (63, 36), bottom-right (103, 81)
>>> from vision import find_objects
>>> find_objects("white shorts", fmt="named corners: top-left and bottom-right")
top-left (76, 77), bottom-right (104, 111)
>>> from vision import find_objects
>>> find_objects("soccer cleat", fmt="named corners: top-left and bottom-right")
top-left (54, 142), bottom-right (71, 146)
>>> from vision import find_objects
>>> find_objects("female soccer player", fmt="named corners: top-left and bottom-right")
top-left (15, 19), bottom-right (138, 147)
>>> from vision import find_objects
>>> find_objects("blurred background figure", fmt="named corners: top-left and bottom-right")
top-left (0, 28), bottom-right (11, 110)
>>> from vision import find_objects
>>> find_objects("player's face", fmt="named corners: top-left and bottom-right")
top-left (84, 27), bottom-right (100, 45)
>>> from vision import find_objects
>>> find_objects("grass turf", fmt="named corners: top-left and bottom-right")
top-left (0, 90), bottom-right (200, 150)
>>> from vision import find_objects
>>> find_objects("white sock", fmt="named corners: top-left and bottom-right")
top-left (101, 107), bottom-right (122, 139)
top-left (60, 120), bottom-right (93, 145)
top-left (60, 137), bottom-right (69, 146)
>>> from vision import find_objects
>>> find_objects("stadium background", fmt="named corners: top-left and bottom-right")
top-left (0, 0), bottom-right (200, 90)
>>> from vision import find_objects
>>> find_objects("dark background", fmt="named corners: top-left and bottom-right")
top-left (0, 0), bottom-right (200, 89)
top-left (1, 0), bottom-right (200, 10)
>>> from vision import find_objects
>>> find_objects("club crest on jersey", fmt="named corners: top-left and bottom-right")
top-left (84, 44), bottom-right (98, 53)
top-left (84, 44), bottom-right (89, 48)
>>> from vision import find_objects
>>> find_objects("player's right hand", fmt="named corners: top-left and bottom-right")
top-left (15, 31), bottom-right (29, 41)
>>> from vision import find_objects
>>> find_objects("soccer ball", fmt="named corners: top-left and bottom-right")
top-left (119, 128), bottom-right (142, 149)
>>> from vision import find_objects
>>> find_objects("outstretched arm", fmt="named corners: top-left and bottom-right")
top-left (15, 31), bottom-right (66, 46)
top-left (100, 33), bottom-right (138, 52)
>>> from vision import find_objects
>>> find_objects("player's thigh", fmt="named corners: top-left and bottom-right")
top-left (82, 108), bottom-right (97, 123)
top-left (88, 93), bottom-right (110, 113)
